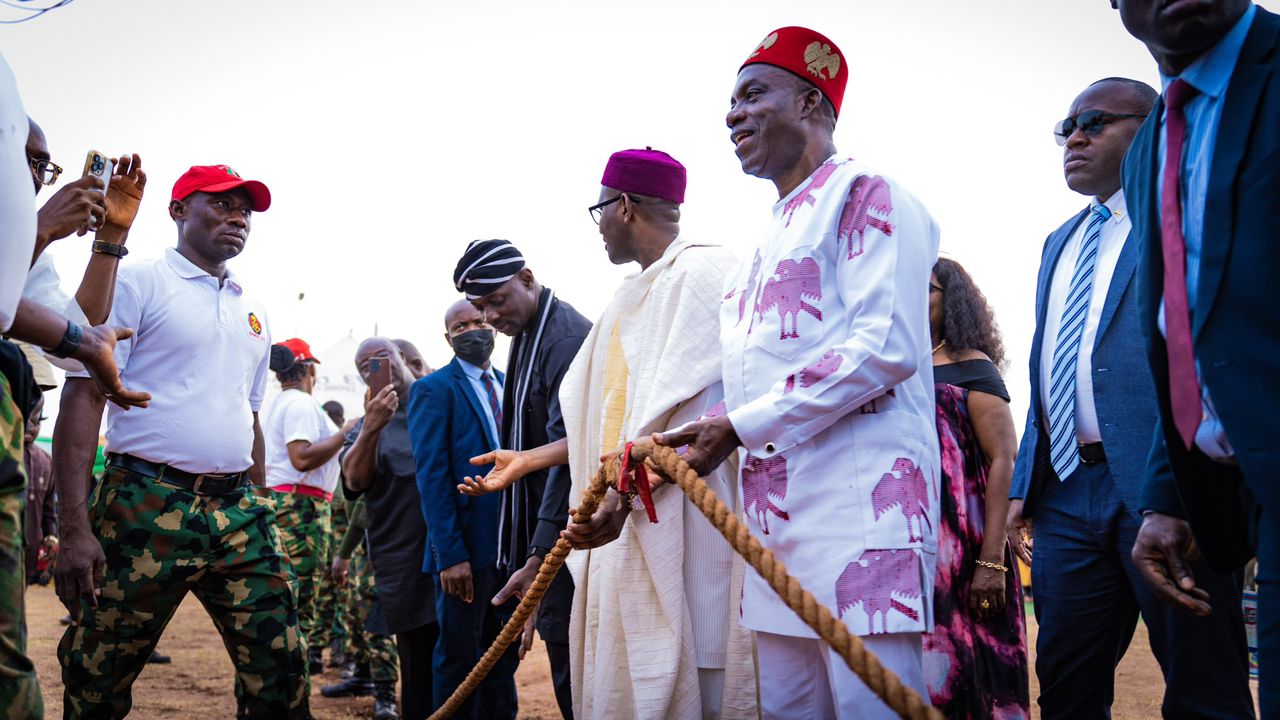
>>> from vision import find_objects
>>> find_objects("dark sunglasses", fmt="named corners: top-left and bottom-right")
top-left (1053, 110), bottom-right (1146, 146)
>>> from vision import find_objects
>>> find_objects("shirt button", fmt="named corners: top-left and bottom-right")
top-left (765, 442), bottom-right (776, 453)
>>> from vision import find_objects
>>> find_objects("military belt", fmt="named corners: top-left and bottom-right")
top-left (106, 453), bottom-right (249, 496)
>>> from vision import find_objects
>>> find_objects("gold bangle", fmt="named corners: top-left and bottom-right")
top-left (976, 559), bottom-right (1008, 573)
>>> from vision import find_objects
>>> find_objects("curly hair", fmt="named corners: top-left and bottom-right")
top-left (933, 257), bottom-right (1006, 369)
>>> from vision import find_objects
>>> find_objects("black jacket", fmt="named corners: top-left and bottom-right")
top-left (497, 288), bottom-right (591, 571)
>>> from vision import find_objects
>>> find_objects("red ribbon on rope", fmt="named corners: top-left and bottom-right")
top-left (619, 442), bottom-right (659, 524)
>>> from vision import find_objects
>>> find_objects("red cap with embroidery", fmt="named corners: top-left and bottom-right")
top-left (278, 338), bottom-right (320, 364)
top-left (741, 26), bottom-right (848, 116)
top-left (171, 164), bottom-right (271, 212)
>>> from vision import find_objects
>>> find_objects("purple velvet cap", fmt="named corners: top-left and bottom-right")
top-left (600, 147), bottom-right (686, 203)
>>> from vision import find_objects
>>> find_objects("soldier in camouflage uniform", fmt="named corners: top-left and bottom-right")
top-left (315, 486), bottom-right (349, 664)
top-left (323, 495), bottom-right (399, 719)
top-left (52, 166), bottom-right (307, 719)
top-left (0, 343), bottom-right (42, 720)
top-left (263, 337), bottom-right (348, 676)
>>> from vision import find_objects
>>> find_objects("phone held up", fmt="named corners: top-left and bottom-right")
top-left (367, 357), bottom-right (392, 397)
top-left (81, 149), bottom-right (113, 197)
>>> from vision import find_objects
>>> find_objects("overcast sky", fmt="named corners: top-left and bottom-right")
top-left (6, 0), bottom-right (1273, 430)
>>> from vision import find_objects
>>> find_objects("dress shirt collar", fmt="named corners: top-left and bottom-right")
top-left (1093, 189), bottom-right (1128, 226)
top-left (456, 356), bottom-right (494, 382)
top-left (164, 247), bottom-right (243, 293)
top-left (1160, 3), bottom-right (1257, 98)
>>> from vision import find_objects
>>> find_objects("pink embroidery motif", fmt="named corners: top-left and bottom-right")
top-left (871, 458), bottom-right (932, 542)
top-left (739, 252), bottom-right (762, 324)
top-left (784, 349), bottom-right (844, 393)
top-left (742, 453), bottom-right (790, 534)
top-left (758, 258), bottom-right (822, 340)
top-left (835, 550), bottom-right (922, 633)
top-left (838, 175), bottom-right (894, 260)
top-left (782, 161), bottom-right (840, 226)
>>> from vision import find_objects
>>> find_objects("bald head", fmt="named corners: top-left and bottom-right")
top-left (393, 338), bottom-right (431, 378)
top-left (354, 336), bottom-right (414, 398)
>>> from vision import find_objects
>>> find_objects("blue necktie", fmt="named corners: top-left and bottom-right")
top-left (1047, 204), bottom-right (1112, 481)
top-left (481, 371), bottom-right (503, 433)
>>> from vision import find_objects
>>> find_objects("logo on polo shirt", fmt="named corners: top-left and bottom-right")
top-left (248, 312), bottom-right (262, 335)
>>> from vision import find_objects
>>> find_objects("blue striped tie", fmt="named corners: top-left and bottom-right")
top-left (1047, 204), bottom-right (1112, 481)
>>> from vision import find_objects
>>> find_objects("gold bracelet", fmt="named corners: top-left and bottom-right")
top-left (976, 559), bottom-right (1008, 573)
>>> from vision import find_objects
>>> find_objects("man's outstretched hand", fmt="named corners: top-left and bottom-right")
top-left (652, 414), bottom-right (740, 476)
top-left (1131, 512), bottom-right (1212, 616)
top-left (459, 449), bottom-right (526, 496)
top-left (73, 325), bottom-right (150, 409)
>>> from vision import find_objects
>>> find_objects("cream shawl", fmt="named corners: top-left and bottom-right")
top-left (560, 238), bottom-right (757, 719)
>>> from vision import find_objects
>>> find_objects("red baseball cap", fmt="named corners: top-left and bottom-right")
top-left (741, 27), bottom-right (848, 116)
top-left (278, 338), bottom-right (320, 364)
top-left (171, 164), bottom-right (271, 212)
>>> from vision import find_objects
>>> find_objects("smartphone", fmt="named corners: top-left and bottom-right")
top-left (81, 150), bottom-right (113, 196)
top-left (368, 357), bottom-right (392, 396)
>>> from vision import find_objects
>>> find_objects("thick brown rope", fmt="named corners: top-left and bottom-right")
top-left (428, 444), bottom-right (943, 720)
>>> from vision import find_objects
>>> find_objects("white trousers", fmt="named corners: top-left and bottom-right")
top-left (757, 631), bottom-right (925, 720)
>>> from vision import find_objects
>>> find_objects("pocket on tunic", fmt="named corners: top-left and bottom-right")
top-left (843, 418), bottom-right (939, 553)
top-left (745, 244), bottom-right (830, 365)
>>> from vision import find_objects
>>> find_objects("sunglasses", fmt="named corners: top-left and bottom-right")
top-left (1054, 110), bottom-right (1146, 146)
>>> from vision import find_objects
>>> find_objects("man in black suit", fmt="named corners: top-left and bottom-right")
top-left (1115, 1), bottom-right (1279, 717)
top-left (453, 239), bottom-right (591, 720)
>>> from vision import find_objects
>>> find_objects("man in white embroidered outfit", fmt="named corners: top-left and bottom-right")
top-left (461, 148), bottom-right (756, 719)
top-left (657, 26), bottom-right (941, 719)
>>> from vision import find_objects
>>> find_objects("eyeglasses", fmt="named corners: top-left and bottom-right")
top-left (28, 157), bottom-right (62, 186)
top-left (1054, 110), bottom-right (1146, 146)
top-left (587, 194), bottom-right (639, 224)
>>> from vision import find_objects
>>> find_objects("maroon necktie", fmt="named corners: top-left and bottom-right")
top-left (1160, 79), bottom-right (1201, 449)
top-left (480, 371), bottom-right (503, 431)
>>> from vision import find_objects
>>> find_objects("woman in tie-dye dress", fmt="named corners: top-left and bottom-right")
top-left (924, 259), bottom-right (1029, 719)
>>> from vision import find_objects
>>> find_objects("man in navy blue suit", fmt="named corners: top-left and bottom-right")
top-left (1008, 77), bottom-right (1254, 719)
top-left (407, 299), bottom-right (518, 719)
top-left (1115, 2), bottom-right (1279, 717)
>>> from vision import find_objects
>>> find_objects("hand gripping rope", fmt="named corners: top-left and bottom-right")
top-left (428, 442), bottom-right (944, 720)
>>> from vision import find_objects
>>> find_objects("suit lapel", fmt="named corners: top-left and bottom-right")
top-left (452, 361), bottom-right (499, 450)
top-left (1128, 108), bottom-right (1164, 333)
top-left (1196, 15), bottom-right (1278, 339)
top-left (1030, 209), bottom-right (1088, 420)
top-left (1094, 230), bottom-right (1139, 347)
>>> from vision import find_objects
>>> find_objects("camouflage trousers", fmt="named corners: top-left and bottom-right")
top-left (347, 546), bottom-right (398, 683)
top-left (0, 375), bottom-right (42, 720)
top-left (272, 490), bottom-right (331, 653)
top-left (58, 467), bottom-right (307, 719)
top-left (312, 499), bottom-right (347, 650)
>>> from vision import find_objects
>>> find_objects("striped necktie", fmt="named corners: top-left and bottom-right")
top-left (480, 371), bottom-right (503, 434)
top-left (1047, 203), bottom-right (1112, 481)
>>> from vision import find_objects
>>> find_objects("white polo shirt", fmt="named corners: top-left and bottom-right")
top-left (263, 388), bottom-right (341, 494)
top-left (72, 248), bottom-right (272, 473)
top-left (0, 52), bottom-right (34, 333)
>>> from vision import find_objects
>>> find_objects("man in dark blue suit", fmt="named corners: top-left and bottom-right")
top-left (407, 299), bottom-right (517, 719)
top-left (1116, 1), bottom-right (1279, 716)
top-left (1008, 77), bottom-right (1254, 719)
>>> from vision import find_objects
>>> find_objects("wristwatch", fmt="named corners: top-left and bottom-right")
top-left (92, 240), bottom-right (128, 258)
top-left (46, 320), bottom-right (82, 359)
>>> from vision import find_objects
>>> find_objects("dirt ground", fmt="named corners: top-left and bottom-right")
top-left (26, 584), bottom-right (1256, 718)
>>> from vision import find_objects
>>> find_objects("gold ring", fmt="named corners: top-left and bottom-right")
top-left (980, 599), bottom-right (991, 610)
